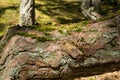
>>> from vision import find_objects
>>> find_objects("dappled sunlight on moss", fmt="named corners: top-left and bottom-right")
top-left (35, 0), bottom-right (84, 25)
top-left (0, 0), bottom-right (120, 36)
top-left (101, 0), bottom-right (120, 20)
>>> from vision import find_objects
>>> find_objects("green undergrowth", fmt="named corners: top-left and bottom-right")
top-left (29, 20), bottom-right (89, 35)
top-left (0, 0), bottom-right (119, 54)
top-left (16, 31), bottom-right (53, 42)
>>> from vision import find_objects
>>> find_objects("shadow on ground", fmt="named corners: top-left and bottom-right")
top-left (101, 0), bottom-right (120, 17)
top-left (0, 5), bottom-right (18, 17)
top-left (35, 0), bottom-right (85, 24)
top-left (35, 0), bottom-right (120, 24)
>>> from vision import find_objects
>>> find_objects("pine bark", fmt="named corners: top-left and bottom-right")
top-left (0, 16), bottom-right (120, 80)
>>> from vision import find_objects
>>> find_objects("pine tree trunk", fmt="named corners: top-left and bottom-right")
top-left (81, 0), bottom-right (102, 20)
top-left (19, 0), bottom-right (35, 26)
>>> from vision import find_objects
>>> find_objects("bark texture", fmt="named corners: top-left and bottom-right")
top-left (19, 0), bottom-right (35, 26)
top-left (81, 0), bottom-right (102, 20)
top-left (0, 16), bottom-right (120, 80)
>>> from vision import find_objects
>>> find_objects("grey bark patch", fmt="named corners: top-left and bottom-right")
top-left (81, 0), bottom-right (102, 20)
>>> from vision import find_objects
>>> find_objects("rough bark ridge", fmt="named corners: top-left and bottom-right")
top-left (0, 16), bottom-right (120, 80)
top-left (19, 0), bottom-right (35, 26)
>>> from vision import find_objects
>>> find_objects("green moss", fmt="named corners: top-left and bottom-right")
top-left (58, 29), bottom-right (64, 33)
top-left (16, 31), bottom-right (53, 42)
top-left (35, 36), bottom-right (52, 42)
top-left (90, 78), bottom-right (96, 80)
top-left (16, 31), bottom-right (27, 36)
top-left (58, 22), bottom-right (88, 34)
top-left (29, 25), bottom-right (56, 32)
top-left (0, 24), bottom-right (5, 37)
top-left (81, 20), bottom-right (90, 26)
top-left (70, 25), bottom-right (83, 32)
top-left (16, 31), bottom-right (38, 38)
top-left (38, 25), bottom-right (56, 32)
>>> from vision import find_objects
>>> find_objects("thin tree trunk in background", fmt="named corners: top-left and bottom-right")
top-left (81, 0), bottom-right (102, 21)
top-left (19, 0), bottom-right (35, 26)
top-left (92, 0), bottom-right (101, 13)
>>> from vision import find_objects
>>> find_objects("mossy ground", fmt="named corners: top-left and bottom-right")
top-left (0, 0), bottom-right (120, 38)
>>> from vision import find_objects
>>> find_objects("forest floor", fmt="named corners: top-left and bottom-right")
top-left (0, 0), bottom-right (120, 38)
top-left (0, 0), bottom-right (120, 80)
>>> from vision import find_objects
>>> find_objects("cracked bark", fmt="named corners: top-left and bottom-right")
top-left (0, 16), bottom-right (120, 80)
